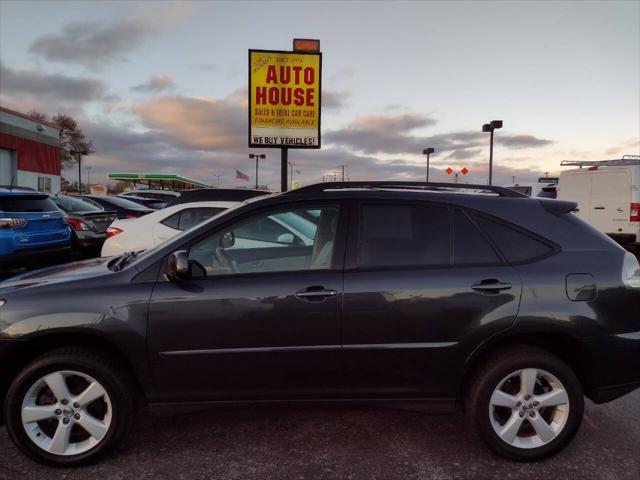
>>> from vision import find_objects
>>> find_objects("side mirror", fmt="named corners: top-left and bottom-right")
top-left (167, 250), bottom-right (190, 280)
top-left (277, 233), bottom-right (295, 244)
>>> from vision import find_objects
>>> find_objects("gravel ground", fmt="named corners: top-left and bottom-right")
top-left (0, 389), bottom-right (638, 480)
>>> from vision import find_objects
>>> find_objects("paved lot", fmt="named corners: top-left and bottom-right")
top-left (0, 389), bottom-right (638, 480)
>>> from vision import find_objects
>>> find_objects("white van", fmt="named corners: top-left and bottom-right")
top-left (557, 157), bottom-right (640, 245)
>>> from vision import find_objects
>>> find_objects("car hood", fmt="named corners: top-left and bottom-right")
top-left (0, 256), bottom-right (116, 292)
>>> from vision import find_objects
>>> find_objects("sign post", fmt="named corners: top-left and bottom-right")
top-left (249, 40), bottom-right (321, 191)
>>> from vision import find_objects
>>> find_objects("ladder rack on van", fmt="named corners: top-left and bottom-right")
top-left (561, 158), bottom-right (640, 168)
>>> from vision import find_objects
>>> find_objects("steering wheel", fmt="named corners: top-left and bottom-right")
top-left (215, 247), bottom-right (238, 273)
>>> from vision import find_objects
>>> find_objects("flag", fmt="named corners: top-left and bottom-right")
top-left (235, 169), bottom-right (249, 181)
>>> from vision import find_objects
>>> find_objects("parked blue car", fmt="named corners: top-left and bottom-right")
top-left (0, 187), bottom-right (71, 269)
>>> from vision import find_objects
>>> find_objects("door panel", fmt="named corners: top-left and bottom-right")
top-left (148, 271), bottom-right (343, 402)
top-left (342, 266), bottom-right (522, 397)
top-left (147, 202), bottom-right (345, 403)
top-left (341, 201), bottom-right (522, 398)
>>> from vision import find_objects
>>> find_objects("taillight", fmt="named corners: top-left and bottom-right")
top-left (0, 218), bottom-right (28, 229)
top-left (66, 217), bottom-right (91, 231)
top-left (106, 227), bottom-right (123, 238)
top-left (630, 203), bottom-right (640, 222)
top-left (125, 214), bottom-right (139, 219)
top-left (622, 252), bottom-right (640, 288)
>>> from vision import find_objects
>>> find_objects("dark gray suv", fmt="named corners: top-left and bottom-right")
top-left (1, 181), bottom-right (639, 466)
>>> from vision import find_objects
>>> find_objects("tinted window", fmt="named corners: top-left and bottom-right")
top-left (177, 208), bottom-right (225, 231)
top-left (0, 195), bottom-right (59, 212)
top-left (51, 195), bottom-right (102, 213)
top-left (537, 186), bottom-right (557, 199)
top-left (474, 215), bottom-right (554, 263)
top-left (161, 212), bottom-right (180, 230)
top-left (358, 204), bottom-right (450, 268)
top-left (454, 210), bottom-right (501, 265)
top-left (188, 206), bottom-right (338, 276)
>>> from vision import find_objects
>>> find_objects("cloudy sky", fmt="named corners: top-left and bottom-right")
top-left (1, 0), bottom-right (638, 190)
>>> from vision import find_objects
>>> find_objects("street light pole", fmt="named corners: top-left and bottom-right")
top-left (248, 153), bottom-right (266, 189)
top-left (482, 120), bottom-right (503, 185)
top-left (422, 148), bottom-right (435, 182)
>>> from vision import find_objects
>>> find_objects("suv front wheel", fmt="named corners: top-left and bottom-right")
top-left (4, 347), bottom-right (134, 466)
top-left (466, 346), bottom-right (584, 461)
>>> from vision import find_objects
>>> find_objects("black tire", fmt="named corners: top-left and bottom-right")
top-left (466, 345), bottom-right (584, 461)
top-left (4, 346), bottom-right (134, 467)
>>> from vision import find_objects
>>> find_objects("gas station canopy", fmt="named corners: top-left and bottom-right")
top-left (107, 172), bottom-right (210, 190)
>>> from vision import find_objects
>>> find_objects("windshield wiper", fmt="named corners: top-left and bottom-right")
top-left (110, 251), bottom-right (139, 271)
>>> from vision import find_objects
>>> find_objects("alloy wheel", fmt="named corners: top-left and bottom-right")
top-left (21, 370), bottom-right (112, 456)
top-left (489, 368), bottom-right (570, 449)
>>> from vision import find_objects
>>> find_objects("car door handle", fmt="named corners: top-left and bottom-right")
top-left (296, 286), bottom-right (338, 301)
top-left (593, 206), bottom-right (606, 210)
top-left (471, 280), bottom-right (512, 293)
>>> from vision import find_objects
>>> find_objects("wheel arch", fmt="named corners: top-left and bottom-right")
top-left (461, 331), bottom-right (597, 401)
top-left (0, 331), bottom-right (146, 418)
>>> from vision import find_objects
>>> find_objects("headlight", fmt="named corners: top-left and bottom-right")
top-left (622, 252), bottom-right (640, 288)
top-left (0, 300), bottom-right (5, 307)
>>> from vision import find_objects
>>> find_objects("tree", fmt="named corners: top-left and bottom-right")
top-left (27, 111), bottom-right (94, 169)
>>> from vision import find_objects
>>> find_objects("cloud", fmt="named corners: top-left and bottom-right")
top-left (131, 74), bottom-right (176, 93)
top-left (29, 20), bottom-right (151, 70)
top-left (322, 90), bottom-right (350, 110)
top-left (497, 134), bottom-right (553, 149)
top-left (445, 149), bottom-right (482, 160)
top-left (0, 63), bottom-right (106, 113)
top-left (325, 111), bottom-right (553, 155)
top-left (28, 3), bottom-right (195, 69)
top-left (132, 93), bottom-right (246, 151)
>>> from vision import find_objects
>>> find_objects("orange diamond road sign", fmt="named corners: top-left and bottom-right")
top-left (446, 167), bottom-right (453, 175)
top-left (461, 167), bottom-right (469, 175)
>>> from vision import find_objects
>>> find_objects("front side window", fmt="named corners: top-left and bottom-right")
top-left (188, 205), bottom-right (339, 276)
top-left (357, 204), bottom-right (450, 268)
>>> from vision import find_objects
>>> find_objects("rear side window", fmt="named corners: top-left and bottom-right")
top-left (177, 208), bottom-right (224, 231)
top-left (473, 215), bottom-right (555, 263)
top-left (0, 196), bottom-right (59, 212)
top-left (358, 204), bottom-right (450, 268)
top-left (453, 210), bottom-right (501, 265)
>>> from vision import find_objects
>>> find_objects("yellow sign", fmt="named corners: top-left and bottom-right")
top-left (249, 49), bottom-right (321, 148)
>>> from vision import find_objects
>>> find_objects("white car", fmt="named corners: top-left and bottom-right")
top-left (101, 201), bottom-right (238, 256)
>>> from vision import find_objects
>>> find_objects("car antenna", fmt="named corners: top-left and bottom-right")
top-left (9, 174), bottom-right (15, 191)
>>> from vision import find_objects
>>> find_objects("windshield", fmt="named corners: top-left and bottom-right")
top-left (51, 195), bottom-right (102, 212)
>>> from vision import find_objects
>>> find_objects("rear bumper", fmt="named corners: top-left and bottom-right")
top-left (0, 244), bottom-right (72, 268)
top-left (585, 332), bottom-right (640, 403)
top-left (73, 230), bottom-right (107, 252)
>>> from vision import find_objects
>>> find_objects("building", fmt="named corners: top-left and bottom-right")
top-left (0, 107), bottom-right (61, 193)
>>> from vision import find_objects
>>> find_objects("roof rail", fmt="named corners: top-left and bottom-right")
top-left (561, 158), bottom-right (640, 167)
top-left (284, 181), bottom-right (527, 198)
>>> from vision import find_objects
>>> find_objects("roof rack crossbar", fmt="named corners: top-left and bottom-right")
top-left (285, 181), bottom-right (527, 197)
top-left (561, 159), bottom-right (640, 167)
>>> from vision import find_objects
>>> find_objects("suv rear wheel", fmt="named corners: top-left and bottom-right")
top-left (466, 346), bottom-right (584, 461)
top-left (4, 347), bottom-right (134, 466)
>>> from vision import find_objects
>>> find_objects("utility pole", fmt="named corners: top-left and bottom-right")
top-left (341, 165), bottom-right (345, 182)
